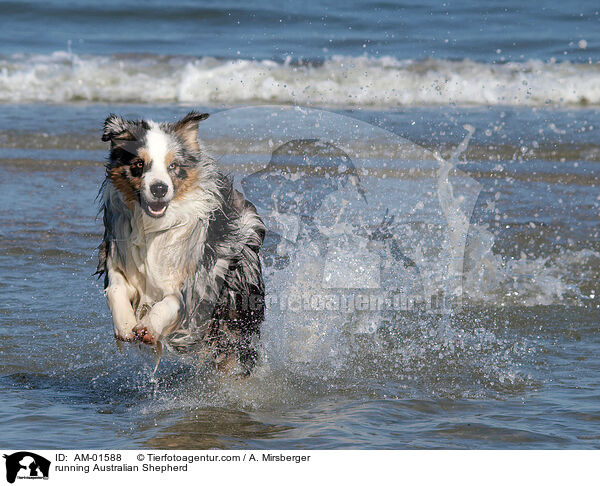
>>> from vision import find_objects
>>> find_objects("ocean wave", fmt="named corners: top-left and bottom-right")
top-left (1, 52), bottom-right (600, 107)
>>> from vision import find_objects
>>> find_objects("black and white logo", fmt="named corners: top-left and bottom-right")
top-left (3, 452), bottom-right (50, 483)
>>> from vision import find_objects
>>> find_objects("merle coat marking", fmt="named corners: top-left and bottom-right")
top-left (97, 112), bottom-right (265, 373)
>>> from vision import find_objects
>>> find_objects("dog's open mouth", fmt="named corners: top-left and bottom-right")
top-left (145, 201), bottom-right (169, 218)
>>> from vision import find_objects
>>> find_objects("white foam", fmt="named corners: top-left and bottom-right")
top-left (1, 51), bottom-right (600, 107)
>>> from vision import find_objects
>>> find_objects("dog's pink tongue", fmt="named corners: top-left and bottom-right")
top-left (149, 202), bottom-right (166, 211)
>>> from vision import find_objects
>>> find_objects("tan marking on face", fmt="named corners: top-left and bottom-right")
top-left (138, 147), bottom-right (176, 168)
top-left (137, 147), bottom-right (152, 166)
top-left (173, 166), bottom-right (200, 200)
top-left (109, 166), bottom-right (138, 208)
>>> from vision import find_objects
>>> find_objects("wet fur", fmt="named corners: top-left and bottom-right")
top-left (97, 112), bottom-right (265, 373)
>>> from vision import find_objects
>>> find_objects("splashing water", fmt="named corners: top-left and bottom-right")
top-left (159, 109), bottom-right (556, 407)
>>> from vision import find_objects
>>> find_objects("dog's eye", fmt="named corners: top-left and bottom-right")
top-left (130, 159), bottom-right (144, 177)
top-left (168, 162), bottom-right (178, 170)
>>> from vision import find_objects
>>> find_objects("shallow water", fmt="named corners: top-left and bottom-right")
top-left (0, 1), bottom-right (599, 449)
top-left (0, 104), bottom-right (598, 449)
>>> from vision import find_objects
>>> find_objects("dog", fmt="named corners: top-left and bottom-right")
top-left (96, 112), bottom-right (265, 374)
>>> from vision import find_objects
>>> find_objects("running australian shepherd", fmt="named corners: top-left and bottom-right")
top-left (96, 112), bottom-right (265, 374)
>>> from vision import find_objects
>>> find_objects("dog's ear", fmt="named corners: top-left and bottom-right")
top-left (172, 111), bottom-right (209, 150)
top-left (102, 114), bottom-right (136, 142)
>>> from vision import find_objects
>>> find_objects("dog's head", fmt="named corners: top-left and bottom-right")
top-left (102, 111), bottom-right (209, 218)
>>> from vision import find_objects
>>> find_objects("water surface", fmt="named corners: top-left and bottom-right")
top-left (0, 1), bottom-right (599, 449)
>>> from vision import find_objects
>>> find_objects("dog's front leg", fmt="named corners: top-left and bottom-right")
top-left (133, 295), bottom-right (181, 345)
top-left (105, 266), bottom-right (138, 341)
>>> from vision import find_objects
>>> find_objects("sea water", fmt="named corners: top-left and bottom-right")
top-left (0, 1), bottom-right (598, 449)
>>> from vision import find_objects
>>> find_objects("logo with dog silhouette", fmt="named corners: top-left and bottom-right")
top-left (3, 452), bottom-right (51, 483)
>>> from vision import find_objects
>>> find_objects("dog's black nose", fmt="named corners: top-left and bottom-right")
top-left (150, 182), bottom-right (168, 198)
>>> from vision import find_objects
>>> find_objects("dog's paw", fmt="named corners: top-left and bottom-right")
top-left (114, 331), bottom-right (135, 342)
top-left (132, 325), bottom-right (157, 345)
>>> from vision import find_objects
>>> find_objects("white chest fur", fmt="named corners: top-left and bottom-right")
top-left (114, 202), bottom-right (205, 309)
top-left (105, 180), bottom-right (219, 316)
